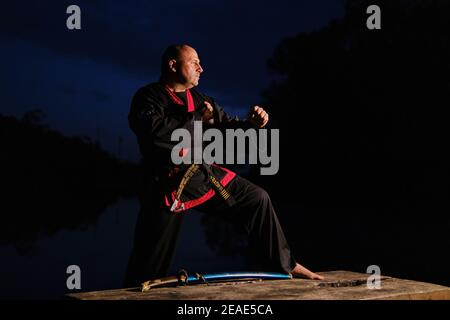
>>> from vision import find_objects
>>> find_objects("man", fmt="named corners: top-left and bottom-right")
top-left (125, 44), bottom-right (323, 286)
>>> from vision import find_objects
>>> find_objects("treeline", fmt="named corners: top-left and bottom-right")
top-left (250, 0), bottom-right (449, 214)
top-left (0, 110), bottom-right (140, 252)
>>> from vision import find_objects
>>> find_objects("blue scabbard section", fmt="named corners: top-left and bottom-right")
top-left (185, 272), bottom-right (292, 284)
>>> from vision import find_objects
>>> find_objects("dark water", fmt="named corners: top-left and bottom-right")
top-left (0, 198), bottom-right (136, 299)
top-left (1, 198), bottom-right (449, 299)
top-left (0, 197), bottom-right (245, 299)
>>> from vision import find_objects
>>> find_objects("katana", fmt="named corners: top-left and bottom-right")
top-left (141, 270), bottom-right (292, 292)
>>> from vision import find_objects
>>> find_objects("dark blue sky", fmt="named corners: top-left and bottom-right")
top-left (0, 0), bottom-right (344, 161)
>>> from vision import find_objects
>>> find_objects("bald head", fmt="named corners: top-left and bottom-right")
top-left (160, 44), bottom-right (204, 90)
top-left (160, 44), bottom-right (189, 73)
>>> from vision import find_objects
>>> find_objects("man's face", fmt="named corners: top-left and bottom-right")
top-left (176, 47), bottom-right (203, 89)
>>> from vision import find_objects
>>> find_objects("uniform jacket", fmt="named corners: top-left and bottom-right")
top-left (128, 82), bottom-right (251, 211)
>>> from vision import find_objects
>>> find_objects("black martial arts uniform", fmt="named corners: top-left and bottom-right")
top-left (125, 82), bottom-right (296, 286)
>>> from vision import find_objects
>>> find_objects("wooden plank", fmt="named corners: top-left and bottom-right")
top-left (66, 270), bottom-right (450, 300)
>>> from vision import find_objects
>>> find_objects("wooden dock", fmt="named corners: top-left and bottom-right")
top-left (66, 271), bottom-right (450, 300)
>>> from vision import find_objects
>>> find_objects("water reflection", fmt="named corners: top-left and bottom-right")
top-left (0, 198), bottom-right (138, 299)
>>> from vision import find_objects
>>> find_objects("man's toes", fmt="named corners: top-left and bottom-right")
top-left (312, 273), bottom-right (325, 280)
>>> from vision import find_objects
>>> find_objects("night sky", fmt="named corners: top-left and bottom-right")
top-left (0, 0), bottom-right (344, 162)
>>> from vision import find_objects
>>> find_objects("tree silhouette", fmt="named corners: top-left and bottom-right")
top-left (0, 111), bottom-right (139, 254)
top-left (257, 0), bottom-right (450, 213)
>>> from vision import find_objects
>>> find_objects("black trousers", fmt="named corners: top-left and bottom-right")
top-left (124, 175), bottom-right (297, 287)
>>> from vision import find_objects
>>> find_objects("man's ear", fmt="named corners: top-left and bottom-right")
top-left (168, 59), bottom-right (177, 72)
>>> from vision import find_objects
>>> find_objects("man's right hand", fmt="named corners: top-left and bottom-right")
top-left (248, 106), bottom-right (269, 128)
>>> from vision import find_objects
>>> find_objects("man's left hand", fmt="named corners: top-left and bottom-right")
top-left (248, 106), bottom-right (269, 128)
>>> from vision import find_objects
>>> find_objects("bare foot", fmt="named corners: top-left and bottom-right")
top-left (291, 263), bottom-right (324, 280)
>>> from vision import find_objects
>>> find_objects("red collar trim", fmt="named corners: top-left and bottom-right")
top-left (165, 85), bottom-right (195, 112)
